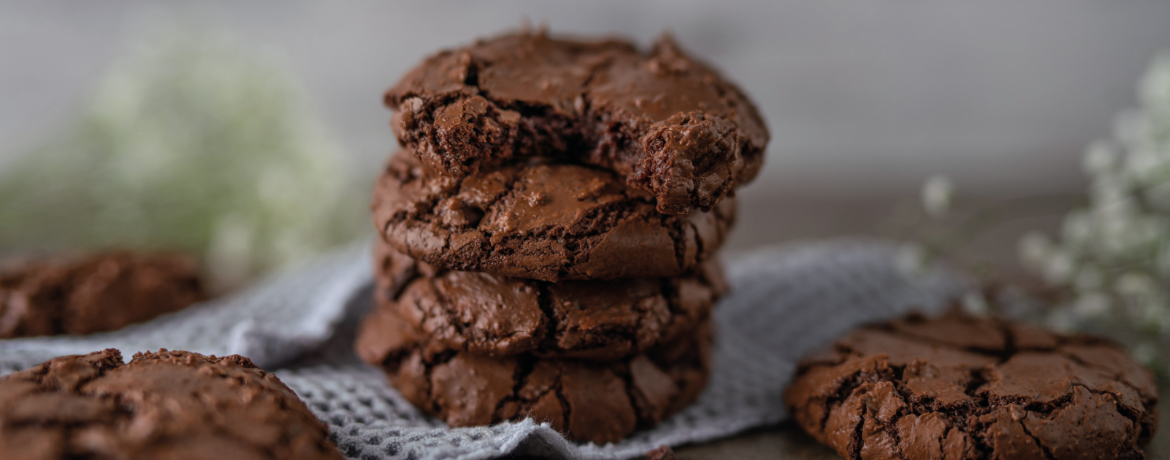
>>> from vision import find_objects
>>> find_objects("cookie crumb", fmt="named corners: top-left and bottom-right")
top-left (646, 445), bottom-right (676, 460)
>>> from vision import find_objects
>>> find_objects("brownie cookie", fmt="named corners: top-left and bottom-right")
top-left (372, 238), bottom-right (724, 360)
top-left (355, 304), bottom-right (711, 444)
top-left (0, 349), bottom-right (342, 460)
top-left (373, 152), bottom-right (735, 282)
top-left (385, 30), bottom-right (769, 215)
top-left (373, 232), bottom-right (438, 301)
top-left (784, 311), bottom-right (1159, 460)
top-left (0, 252), bottom-right (205, 338)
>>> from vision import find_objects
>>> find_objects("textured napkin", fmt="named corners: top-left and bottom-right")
top-left (0, 239), bottom-right (967, 460)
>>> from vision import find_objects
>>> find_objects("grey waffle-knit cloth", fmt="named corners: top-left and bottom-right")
top-left (0, 239), bottom-right (967, 460)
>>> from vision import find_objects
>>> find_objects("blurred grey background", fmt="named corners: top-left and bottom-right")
top-left (3, 0), bottom-right (1170, 254)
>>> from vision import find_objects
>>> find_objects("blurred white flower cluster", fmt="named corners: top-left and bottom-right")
top-left (921, 175), bottom-right (955, 218)
top-left (1019, 54), bottom-right (1170, 373)
top-left (0, 30), bottom-right (364, 290)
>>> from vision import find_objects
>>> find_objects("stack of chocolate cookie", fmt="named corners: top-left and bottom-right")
top-left (357, 29), bottom-right (768, 444)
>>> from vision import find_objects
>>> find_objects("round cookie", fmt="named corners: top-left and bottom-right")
top-left (355, 300), bottom-right (711, 444)
top-left (0, 252), bottom-right (205, 338)
top-left (0, 349), bottom-right (342, 460)
top-left (372, 238), bottom-right (726, 360)
top-left (385, 29), bottom-right (769, 215)
top-left (372, 152), bottom-right (735, 282)
top-left (784, 311), bottom-right (1159, 460)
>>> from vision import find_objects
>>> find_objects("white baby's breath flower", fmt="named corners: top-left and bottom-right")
top-left (1132, 296), bottom-right (1170, 331)
top-left (1073, 291), bottom-right (1111, 317)
top-left (0, 29), bottom-right (364, 287)
top-left (921, 175), bottom-right (954, 217)
top-left (1089, 175), bottom-right (1131, 214)
top-left (1146, 300), bottom-right (1170, 330)
top-left (1115, 271), bottom-right (1156, 299)
top-left (1023, 52), bottom-right (1170, 376)
top-left (1131, 342), bottom-right (1158, 367)
top-left (1018, 231), bottom-right (1053, 271)
top-left (1093, 201), bottom-right (1147, 258)
top-left (1114, 110), bottom-right (1149, 148)
top-left (1125, 146), bottom-right (1169, 185)
top-left (1074, 264), bottom-right (1104, 291)
top-left (1046, 307), bottom-right (1078, 333)
top-left (1083, 141), bottom-right (1119, 175)
top-left (1042, 250), bottom-right (1076, 285)
top-left (1144, 180), bottom-right (1170, 211)
top-left (1139, 55), bottom-right (1170, 109)
top-left (1097, 194), bottom-right (1139, 221)
top-left (1156, 244), bottom-right (1170, 276)
top-left (1107, 216), bottom-right (1165, 258)
top-left (961, 291), bottom-right (989, 316)
top-left (1059, 211), bottom-right (1093, 250)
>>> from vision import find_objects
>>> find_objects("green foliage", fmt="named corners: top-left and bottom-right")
top-left (0, 31), bottom-right (364, 288)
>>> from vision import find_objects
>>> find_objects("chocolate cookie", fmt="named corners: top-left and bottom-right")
top-left (0, 252), bottom-right (205, 338)
top-left (372, 152), bottom-right (735, 282)
top-left (385, 30), bottom-right (769, 215)
top-left (372, 238), bottom-right (725, 360)
top-left (0, 349), bottom-right (342, 460)
top-left (355, 303), bottom-right (711, 444)
top-left (784, 311), bottom-right (1159, 460)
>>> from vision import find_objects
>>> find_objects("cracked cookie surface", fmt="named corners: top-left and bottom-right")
top-left (784, 311), bottom-right (1159, 460)
top-left (0, 349), bottom-right (343, 460)
top-left (372, 238), bottom-right (725, 360)
top-left (0, 252), bottom-right (205, 338)
top-left (373, 151), bottom-right (735, 282)
top-left (355, 297), bottom-right (711, 444)
top-left (384, 29), bottom-right (768, 215)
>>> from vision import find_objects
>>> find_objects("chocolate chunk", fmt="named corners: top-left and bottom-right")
top-left (0, 252), bottom-right (205, 338)
top-left (385, 30), bottom-right (768, 215)
top-left (0, 349), bottom-right (343, 459)
top-left (355, 297), bottom-right (711, 444)
top-left (784, 311), bottom-right (1159, 460)
top-left (372, 238), bottom-right (725, 360)
top-left (373, 152), bottom-right (734, 282)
